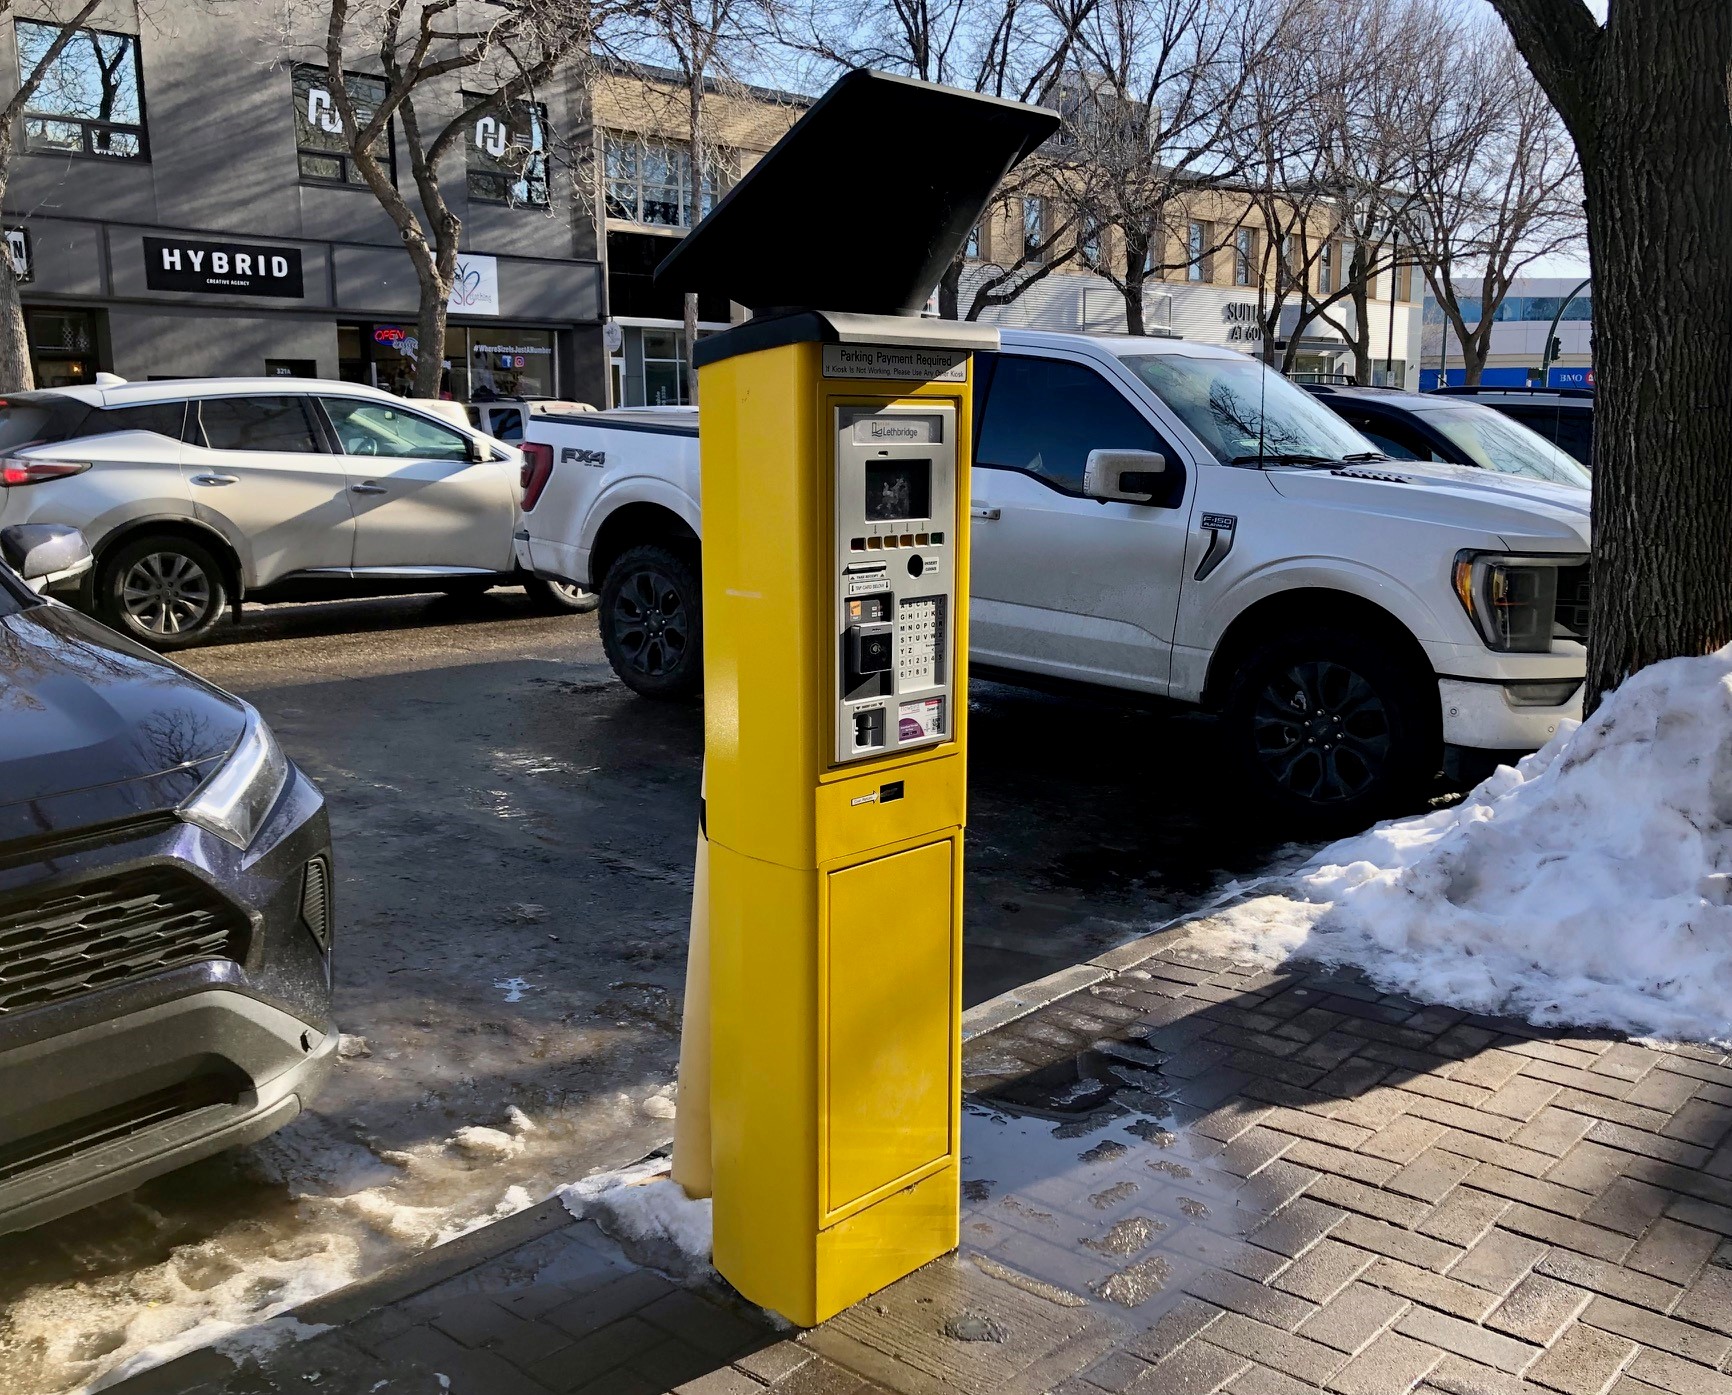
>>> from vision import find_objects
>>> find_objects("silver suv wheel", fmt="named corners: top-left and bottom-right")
top-left (122, 551), bottom-right (213, 636)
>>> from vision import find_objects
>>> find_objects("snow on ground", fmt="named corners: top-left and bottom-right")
top-left (559, 1161), bottom-right (714, 1284)
top-left (1184, 645), bottom-right (1732, 1046)
top-left (0, 1096), bottom-right (651, 1395)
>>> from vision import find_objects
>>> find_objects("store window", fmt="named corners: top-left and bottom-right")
top-left (461, 328), bottom-right (556, 401)
top-left (15, 20), bottom-right (147, 160)
top-left (641, 328), bottom-right (689, 406)
top-left (26, 307), bottom-right (100, 386)
top-left (468, 100), bottom-right (548, 209)
top-left (604, 134), bottom-right (716, 228)
top-left (292, 64), bottom-right (391, 187)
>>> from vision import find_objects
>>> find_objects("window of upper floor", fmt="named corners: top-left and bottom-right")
top-left (1187, 221), bottom-right (1210, 282)
top-left (292, 64), bottom-right (393, 189)
top-left (1233, 227), bottom-right (1255, 287)
top-left (15, 19), bottom-right (146, 161)
top-left (468, 98), bottom-right (549, 209)
top-left (1022, 196), bottom-right (1047, 260)
top-left (604, 133), bottom-right (717, 228)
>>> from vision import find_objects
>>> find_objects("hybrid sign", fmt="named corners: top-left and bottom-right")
top-left (144, 237), bottom-right (305, 298)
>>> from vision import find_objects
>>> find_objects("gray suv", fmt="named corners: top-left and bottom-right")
top-left (0, 526), bottom-right (334, 1233)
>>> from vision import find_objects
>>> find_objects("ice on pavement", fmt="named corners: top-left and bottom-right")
top-left (1184, 645), bottom-right (1732, 1045)
top-left (559, 1160), bottom-right (714, 1284)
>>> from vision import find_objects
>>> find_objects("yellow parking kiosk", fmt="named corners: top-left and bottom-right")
top-left (655, 71), bottom-right (1058, 1326)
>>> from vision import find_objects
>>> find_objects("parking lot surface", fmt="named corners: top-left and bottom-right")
top-left (0, 591), bottom-right (1301, 1394)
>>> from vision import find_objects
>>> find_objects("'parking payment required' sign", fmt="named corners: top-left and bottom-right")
top-left (822, 345), bottom-right (967, 382)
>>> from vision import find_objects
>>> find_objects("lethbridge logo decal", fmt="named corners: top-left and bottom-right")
top-left (144, 236), bottom-right (305, 298)
top-left (446, 253), bottom-right (499, 316)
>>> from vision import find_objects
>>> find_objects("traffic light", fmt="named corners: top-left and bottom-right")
top-left (1548, 335), bottom-right (1562, 363)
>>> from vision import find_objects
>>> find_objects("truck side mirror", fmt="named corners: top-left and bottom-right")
top-left (1, 523), bottom-right (93, 586)
top-left (1084, 448), bottom-right (1166, 504)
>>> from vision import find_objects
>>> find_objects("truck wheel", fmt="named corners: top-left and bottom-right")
top-left (97, 534), bottom-right (229, 650)
top-left (599, 544), bottom-right (702, 698)
top-left (1224, 626), bottom-right (1438, 829)
top-left (524, 576), bottom-right (601, 614)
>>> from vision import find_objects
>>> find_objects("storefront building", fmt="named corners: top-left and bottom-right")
top-left (0, 4), bottom-right (605, 402)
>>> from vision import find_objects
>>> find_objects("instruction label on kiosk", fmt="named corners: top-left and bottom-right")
top-left (823, 344), bottom-right (967, 382)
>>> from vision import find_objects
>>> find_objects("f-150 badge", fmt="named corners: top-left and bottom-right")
top-left (1195, 513), bottom-right (1238, 580)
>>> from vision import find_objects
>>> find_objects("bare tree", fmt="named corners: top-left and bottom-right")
top-left (1393, 22), bottom-right (1582, 387)
top-left (294, 0), bottom-right (614, 397)
top-left (0, 1), bottom-right (108, 390)
top-left (788, 0), bottom-right (1094, 320)
top-left (1484, 0), bottom-right (1731, 709)
top-left (1056, 0), bottom-right (1290, 336)
top-left (1292, 0), bottom-right (1446, 384)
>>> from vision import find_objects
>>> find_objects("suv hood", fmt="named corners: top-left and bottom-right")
top-left (0, 603), bottom-right (247, 845)
top-left (1264, 461), bottom-right (1591, 551)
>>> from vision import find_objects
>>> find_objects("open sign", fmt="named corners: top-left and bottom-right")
top-left (373, 326), bottom-right (407, 345)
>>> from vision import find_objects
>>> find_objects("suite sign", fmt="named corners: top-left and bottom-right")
top-left (143, 237), bottom-right (305, 298)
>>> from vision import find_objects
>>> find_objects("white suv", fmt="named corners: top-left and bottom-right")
top-left (0, 377), bottom-right (589, 647)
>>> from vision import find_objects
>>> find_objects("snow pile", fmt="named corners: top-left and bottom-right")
top-left (1188, 645), bottom-right (1732, 1044)
top-left (559, 1160), bottom-right (714, 1284)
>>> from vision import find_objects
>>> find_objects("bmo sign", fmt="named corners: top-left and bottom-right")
top-left (143, 236), bottom-right (306, 298)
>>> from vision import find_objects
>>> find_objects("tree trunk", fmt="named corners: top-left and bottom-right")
top-left (0, 210), bottom-right (30, 393)
top-left (412, 274), bottom-right (448, 398)
top-left (1349, 277), bottom-right (1372, 385)
top-left (1576, 10), bottom-right (1732, 705)
top-left (936, 258), bottom-right (962, 319)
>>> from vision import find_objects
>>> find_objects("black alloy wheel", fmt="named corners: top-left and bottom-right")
top-left (1252, 660), bottom-right (1392, 805)
top-left (598, 544), bottom-right (702, 698)
top-left (1225, 626), bottom-right (1437, 829)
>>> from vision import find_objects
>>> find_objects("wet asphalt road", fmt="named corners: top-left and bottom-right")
top-left (0, 588), bottom-right (1307, 1394)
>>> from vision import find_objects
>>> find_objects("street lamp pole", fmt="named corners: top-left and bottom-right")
top-left (1538, 276), bottom-right (1593, 384)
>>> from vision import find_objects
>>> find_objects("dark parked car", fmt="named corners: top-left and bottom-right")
top-left (0, 524), bottom-right (334, 1234)
top-left (1306, 384), bottom-right (1591, 490)
top-left (1427, 385), bottom-right (1595, 468)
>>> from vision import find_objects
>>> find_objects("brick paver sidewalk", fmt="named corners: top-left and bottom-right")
top-left (113, 922), bottom-right (1732, 1395)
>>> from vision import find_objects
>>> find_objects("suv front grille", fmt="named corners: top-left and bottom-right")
top-left (0, 867), bottom-right (247, 1015)
top-left (1554, 563), bottom-right (1591, 641)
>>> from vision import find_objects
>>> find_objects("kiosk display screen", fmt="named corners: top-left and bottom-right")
top-left (865, 460), bottom-right (931, 521)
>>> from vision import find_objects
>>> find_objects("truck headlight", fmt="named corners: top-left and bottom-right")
top-left (1451, 551), bottom-right (1585, 654)
top-left (180, 711), bottom-right (289, 849)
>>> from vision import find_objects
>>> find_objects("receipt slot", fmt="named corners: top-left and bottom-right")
top-left (655, 70), bottom-right (1057, 1326)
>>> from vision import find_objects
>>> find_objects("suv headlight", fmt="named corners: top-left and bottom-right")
top-left (180, 711), bottom-right (289, 849)
top-left (1451, 551), bottom-right (1586, 654)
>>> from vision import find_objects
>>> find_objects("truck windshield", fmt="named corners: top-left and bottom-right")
top-left (1120, 353), bottom-right (1373, 466)
top-left (1415, 405), bottom-right (1591, 489)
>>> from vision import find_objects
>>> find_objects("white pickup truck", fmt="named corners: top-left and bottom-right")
top-left (513, 329), bottom-right (1591, 823)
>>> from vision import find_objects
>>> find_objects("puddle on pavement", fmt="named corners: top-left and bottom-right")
top-left (960, 1042), bottom-right (1278, 1319)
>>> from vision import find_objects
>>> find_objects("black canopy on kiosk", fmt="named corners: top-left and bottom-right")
top-left (654, 67), bottom-right (1060, 324)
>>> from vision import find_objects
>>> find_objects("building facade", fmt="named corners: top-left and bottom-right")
top-left (0, 1), bottom-right (605, 401)
top-left (1419, 276), bottom-right (1594, 389)
top-left (952, 187), bottom-right (1425, 385)
top-left (590, 64), bottom-right (803, 407)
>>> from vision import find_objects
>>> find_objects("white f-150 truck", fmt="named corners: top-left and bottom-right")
top-left (513, 330), bottom-right (1591, 823)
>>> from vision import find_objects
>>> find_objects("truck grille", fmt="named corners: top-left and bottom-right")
top-left (0, 867), bottom-right (246, 1015)
top-left (1554, 563), bottom-right (1592, 641)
